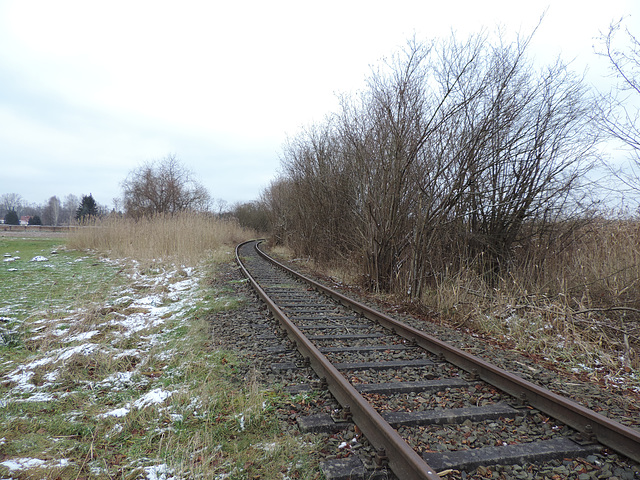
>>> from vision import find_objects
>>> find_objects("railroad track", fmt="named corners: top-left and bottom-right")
top-left (236, 240), bottom-right (640, 479)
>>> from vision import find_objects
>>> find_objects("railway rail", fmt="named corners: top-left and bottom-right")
top-left (235, 240), bottom-right (640, 479)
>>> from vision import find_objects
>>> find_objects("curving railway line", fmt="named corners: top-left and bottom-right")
top-left (235, 240), bottom-right (640, 479)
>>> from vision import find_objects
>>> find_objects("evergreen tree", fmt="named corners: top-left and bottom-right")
top-left (76, 194), bottom-right (98, 221)
top-left (3, 210), bottom-right (19, 225)
top-left (28, 215), bottom-right (42, 226)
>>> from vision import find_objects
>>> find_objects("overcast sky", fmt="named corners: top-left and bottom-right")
top-left (1, 0), bottom-right (638, 209)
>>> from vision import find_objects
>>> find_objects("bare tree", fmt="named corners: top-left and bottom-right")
top-left (265, 29), bottom-right (598, 297)
top-left (455, 38), bottom-right (598, 275)
top-left (276, 120), bottom-right (357, 262)
top-left (215, 198), bottom-right (228, 216)
top-left (60, 194), bottom-right (79, 225)
top-left (595, 18), bottom-right (640, 193)
top-left (122, 154), bottom-right (211, 219)
top-left (0, 193), bottom-right (23, 218)
top-left (42, 196), bottom-right (62, 225)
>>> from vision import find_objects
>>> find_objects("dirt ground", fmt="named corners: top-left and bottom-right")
top-left (0, 227), bottom-right (71, 238)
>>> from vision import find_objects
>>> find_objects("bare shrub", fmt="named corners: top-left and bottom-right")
top-left (266, 29), bottom-right (599, 298)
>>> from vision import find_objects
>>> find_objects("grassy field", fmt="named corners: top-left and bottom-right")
top-left (0, 218), bottom-right (320, 479)
top-left (6, 214), bottom-right (638, 477)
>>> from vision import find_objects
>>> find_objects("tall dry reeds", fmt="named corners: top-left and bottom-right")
top-left (67, 213), bottom-right (256, 266)
top-left (422, 219), bottom-right (640, 371)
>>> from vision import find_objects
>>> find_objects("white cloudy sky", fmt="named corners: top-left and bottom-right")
top-left (0, 0), bottom-right (638, 209)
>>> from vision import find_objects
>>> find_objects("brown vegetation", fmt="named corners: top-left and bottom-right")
top-left (261, 31), bottom-right (639, 374)
top-left (67, 212), bottom-right (255, 267)
top-left (264, 31), bottom-right (599, 295)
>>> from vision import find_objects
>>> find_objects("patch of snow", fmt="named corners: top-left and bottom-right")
top-left (89, 463), bottom-right (109, 476)
top-left (58, 343), bottom-right (99, 361)
top-left (30, 256), bottom-right (48, 262)
top-left (134, 388), bottom-right (172, 408)
top-left (255, 442), bottom-right (278, 452)
top-left (104, 371), bottom-right (135, 384)
top-left (6, 369), bottom-right (36, 393)
top-left (98, 371), bottom-right (146, 391)
top-left (66, 330), bottom-right (100, 343)
top-left (1, 457), bottom-right (45, 471)
top-left (170, 278), bottom-right (197, 292)
top-left (235, 413), bottom-right (245, 431)
top-left (113, 348), bottom-right (141, 359)
top-left (113, 295), bottom-right (135, 306)
top-left (98, 388), bottom-right (172, 418)
top-left (65, 411), bottom-right (83, 422)
top-left (144, 463), bottom-right (176, 480)
top-left (111, 312), bottom-right (165, 336)
top-left (22, 392), bottom-right (55, 402)
top-left (151, 349), bottom-right (176, 361)
top-left (107, 423), bottom-right (123, 437)
top-left (134, 295), bottom-right (160, 309)
top-left (99, 406), bottom-right (130, 418)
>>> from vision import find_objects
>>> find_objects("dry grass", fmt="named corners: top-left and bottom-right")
top-left (67, 212), bottom-right (256, 267)
top-left (283, 219), bottom-right (640, 379)
top-left (422, 219), bottom-right (640, 374)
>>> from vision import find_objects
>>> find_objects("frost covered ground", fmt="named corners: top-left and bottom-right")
top-left (1, 242), bottom-right (203, 477)
top-left (0, 238), bottom-right (314, 479)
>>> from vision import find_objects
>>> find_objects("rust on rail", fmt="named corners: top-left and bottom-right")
top-left (250, 240), bottom-right (640, 465)
top-left (237, 240), bottom-right (441, 480)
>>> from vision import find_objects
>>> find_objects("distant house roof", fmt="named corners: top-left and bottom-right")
top-left (20, 215), bottom-right (31, 225)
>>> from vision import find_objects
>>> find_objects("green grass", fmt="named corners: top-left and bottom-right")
top-left (0, 237), bottom-right (126, 334)
top-left (0, 236), bottom-right (321, 479)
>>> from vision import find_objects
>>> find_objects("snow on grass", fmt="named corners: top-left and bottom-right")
top-left (1, 241), bottom-right (316, 479)
top-left (144, 463), bottom-right (176, 480)
top-left (0, 252), bottom-right (212, 476)
top-left (65, 330), bottom-right (100, 343)
top-left (99, 387), bottom-right (173, 419)
top-left (1, 457), bottom-right (70, 471)
top-left (99, 406), bottom-right (131, 418)
top-left (1, 457), bottom-right (46, 471)
top-left (99, 371), bottom-right (141, 390)
top-left (133, 387), bottom-right (172, 408)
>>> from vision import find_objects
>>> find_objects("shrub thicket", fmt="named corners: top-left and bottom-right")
top-left (264, 31), bottom-right (599, 298)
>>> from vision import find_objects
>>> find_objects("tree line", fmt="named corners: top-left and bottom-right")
top-left (0, 193), bottom-right (101, 226)
top-left (2, 153), bottom-right (269, 230)
top-left (261, 27), bottom-right (631, 298)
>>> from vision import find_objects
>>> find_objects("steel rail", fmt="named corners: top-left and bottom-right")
top-left (236, 240), bottom-right (442, 480)
top-left (252, 241), bottom-right (640, 464)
